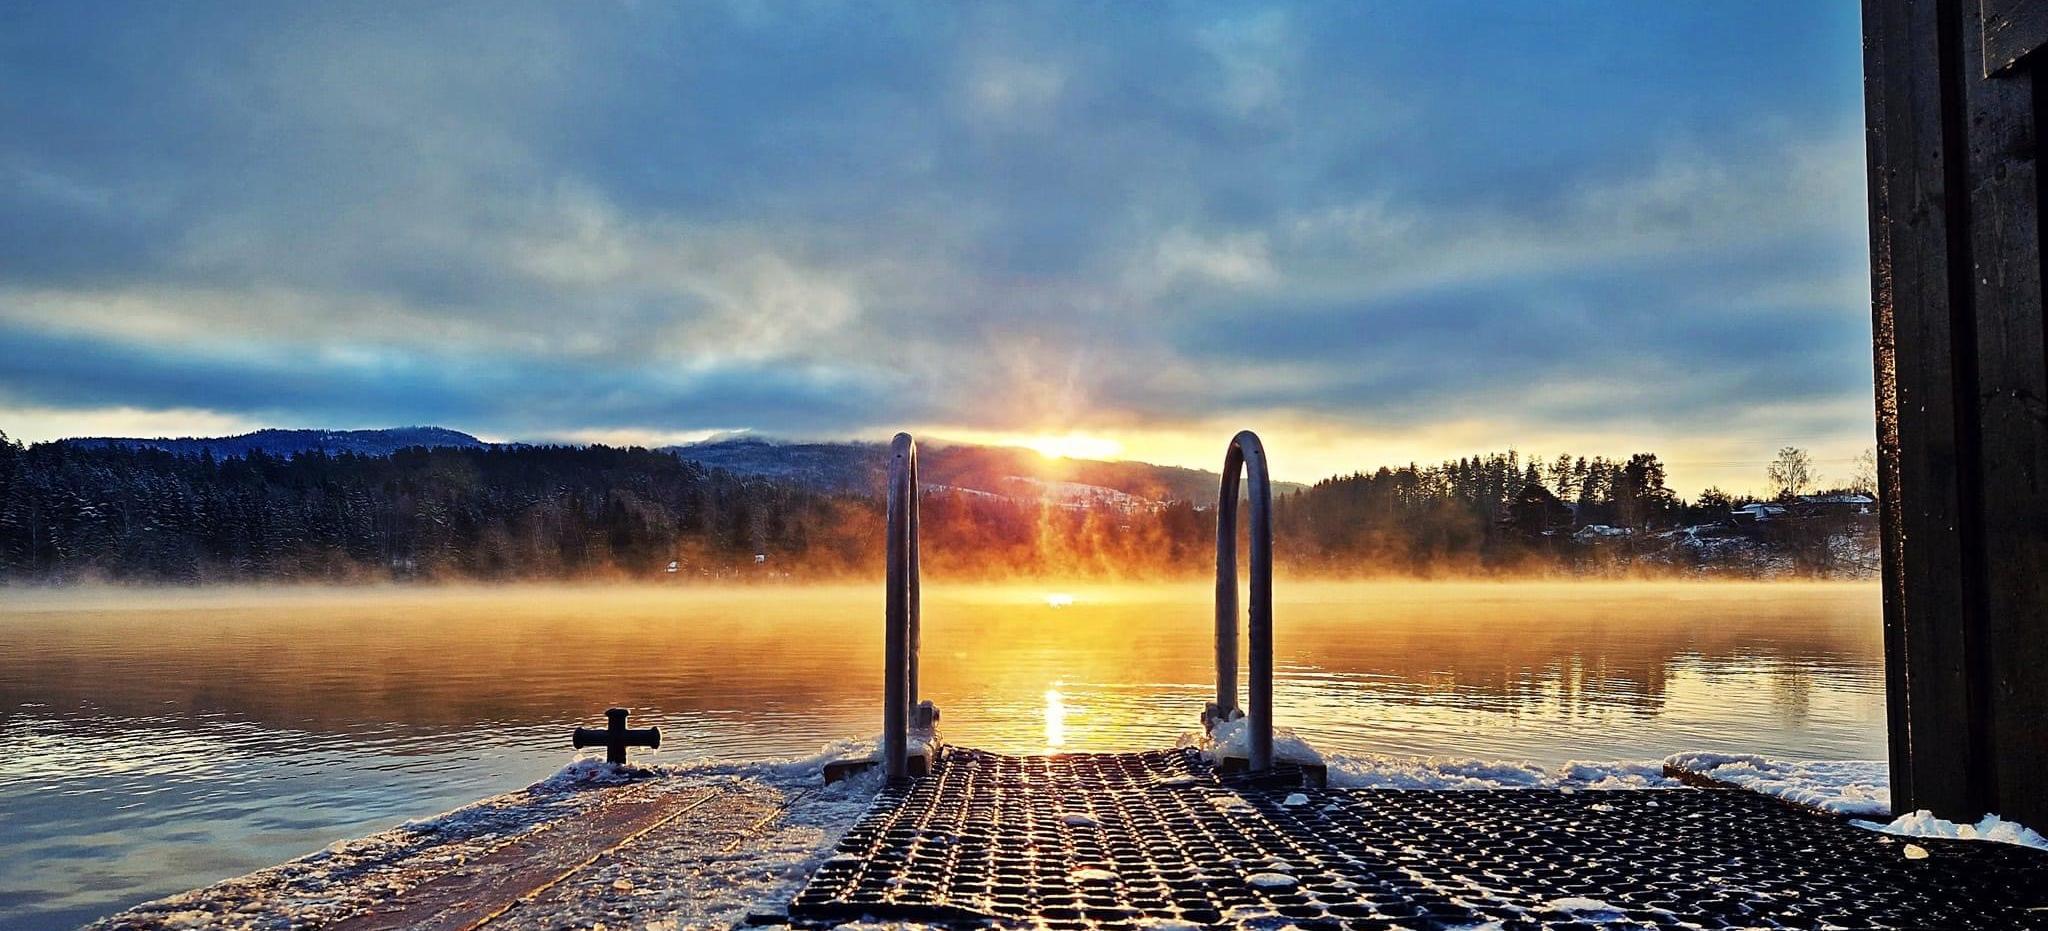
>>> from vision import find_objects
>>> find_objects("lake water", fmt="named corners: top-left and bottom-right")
top-left (0, 581), bottom-right (1884, 930)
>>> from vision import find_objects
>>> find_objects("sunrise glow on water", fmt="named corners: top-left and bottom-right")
top-left (0, 579), bottom-right (1884, 926)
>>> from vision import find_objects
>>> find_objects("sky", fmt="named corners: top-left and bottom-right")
top-left (0, 2), bottom-right (1873, 493)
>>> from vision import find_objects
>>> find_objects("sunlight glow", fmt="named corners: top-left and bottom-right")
top-left (1017, 432), bottom-right (1124, 461)
top-left (1044, 592), bottom-right (1075, 609)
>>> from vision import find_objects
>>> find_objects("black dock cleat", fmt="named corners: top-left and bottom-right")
top-left (571, 707), bottom-right (660, 765)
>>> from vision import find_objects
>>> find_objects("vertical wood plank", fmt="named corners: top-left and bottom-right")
top-left (1962, 30), bottom-right (2048, 825)
top-left (1863, 0), bottom-right (1988, 819)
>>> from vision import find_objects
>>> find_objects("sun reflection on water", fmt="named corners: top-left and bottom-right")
top-left (1044, 683), bottom-right (1068, 749)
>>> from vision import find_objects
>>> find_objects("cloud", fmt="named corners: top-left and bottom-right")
top-left (0, 323), bottom-right (910, 437)
top-left (966, 57), bottom-right (1069, 122)
top-left (1134, 228), bottom-right (1277, 292)
top-left (0, 1), bottom-right (1872, 491)
top-left (1195, 9), bottom-right (1297, 120)
top-left (0, 405), bottom-right (263, 445)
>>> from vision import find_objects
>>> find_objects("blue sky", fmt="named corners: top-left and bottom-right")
top-left (0, 2), bottom-right (1871, 491)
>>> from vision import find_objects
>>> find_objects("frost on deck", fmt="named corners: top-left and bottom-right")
top-left (87, 741), bottom-right (2048, 930)
top-left (86, 748), bottom-right (886, 931)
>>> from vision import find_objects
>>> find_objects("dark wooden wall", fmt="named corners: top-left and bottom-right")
top-left (1863, 0), bottom-right (2048, 826)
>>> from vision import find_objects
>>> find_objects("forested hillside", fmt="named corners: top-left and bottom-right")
top-left (66, 426), bottom-right (494, 459)
top-left (0, 433), bottom-right (1871, 584)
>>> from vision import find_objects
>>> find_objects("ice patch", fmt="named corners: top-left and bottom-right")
top-left (1062, 812), bottom-right (1100, 827)
top-left (1540, 896), bottom-right (1625, 917)
top-left (1324, 753), bottom-right (1672, 790)
top-left (1281, 792), bottom-right (1309, 807)
top-left (1223, 903), bottom-right (1277, 921)
top-left (1664, 752), bottom-right (1890, 816)
top-left (1206, 793), bottom-right (1257, 815)
top-left (1128, 920), bottom-right (1206, 931)
top-left (1851, 809), bottom-right (2048, 852)
top-left (1071, 867), bottom-right (1118, 882)
top-left (1246, 872), bottom-right (1297, 889)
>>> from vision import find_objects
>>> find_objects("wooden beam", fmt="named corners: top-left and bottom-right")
top-left (1862, 0), bottom-right (1913, 812)
top-left (1864, 0), bottom-right (1988, 821)
top-left (1963, 43), bottom-right (2048, 825)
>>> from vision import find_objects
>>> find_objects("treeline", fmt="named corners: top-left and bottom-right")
top-left (0, 436), bottom-right (1205, 583)
top-left (0, 439), bottom-right (871, 583)
top-left (0, 435), bottom-right (1862, 584)
top-left (1275, 451), bottom-right (1697, 574)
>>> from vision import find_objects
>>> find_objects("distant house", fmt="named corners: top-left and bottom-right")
top-left (1795, 493), bottom-right (1876, 516)
top-left (1732, 502), bottom-right (1789, 522)
top-left (1499, 483), bottom-right (1574, 538)
top-left (1572, 524), bottom-right (1632, 542)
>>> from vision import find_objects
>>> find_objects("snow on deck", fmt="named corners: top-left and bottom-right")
top-left (83, 736), bottom-right (2048, 929)
top-left (1187, 722), bottom-right (1674, 790)
top-left (1325, 751), bottom-right (1672, 790)
top-left (88, 742), bottom-right (884, 931)
top-left (1657, 752), bottom-right (2048, 853)
top-left (1853, 810), bottom-right (2048, 852)
top-left (1663, 751), bottom-right (1891, 816)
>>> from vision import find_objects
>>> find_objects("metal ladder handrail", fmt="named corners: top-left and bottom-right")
top-left (882, 432), bottom-right (923, 779)
top-left (1209, 429), bottom-right (1275, 771)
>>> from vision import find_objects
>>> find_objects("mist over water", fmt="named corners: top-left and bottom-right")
top-left (0, 581), bottom-right (1882, 929)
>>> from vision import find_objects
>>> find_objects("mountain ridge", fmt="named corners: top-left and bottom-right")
top-left (62, 426), bottom-right (494, 459)
top-left (58, 428), bottom-right (1301, 504)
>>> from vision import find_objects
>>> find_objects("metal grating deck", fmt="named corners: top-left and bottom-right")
top-left (789, 748), bottom-right (2048, 929)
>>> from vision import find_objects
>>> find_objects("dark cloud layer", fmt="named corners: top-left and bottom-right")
top-left (0, 2), bottom-right (1871, 482)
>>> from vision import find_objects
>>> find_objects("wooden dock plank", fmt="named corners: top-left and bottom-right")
top-left (328, 785), bottom-right (724, 931)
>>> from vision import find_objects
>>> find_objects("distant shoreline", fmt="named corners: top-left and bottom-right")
top-left (0, 575), bottom-right (1883, 610)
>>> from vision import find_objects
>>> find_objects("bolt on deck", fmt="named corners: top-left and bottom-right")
top-left (789, 748), bottom-right (2048, 930)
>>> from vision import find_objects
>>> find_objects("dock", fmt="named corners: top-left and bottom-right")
top-left (783, 434), bottom-right (2048, 929)
top-left (787, 747), bottom-right (2048, 930)
top-left (91, 432), bottom-right (2048, 930)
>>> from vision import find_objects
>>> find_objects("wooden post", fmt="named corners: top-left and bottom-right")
top-left (1863, 0), bottom-right (2048, 826)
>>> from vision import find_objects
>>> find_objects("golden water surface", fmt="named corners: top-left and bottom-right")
top-left (0, 581), bottom-right (1882, 929)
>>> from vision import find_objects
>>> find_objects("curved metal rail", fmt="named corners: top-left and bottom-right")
top-left (882, 432), bottom-right (923, 779)
top-left (1210, 430), bottom-right (1275, 771)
